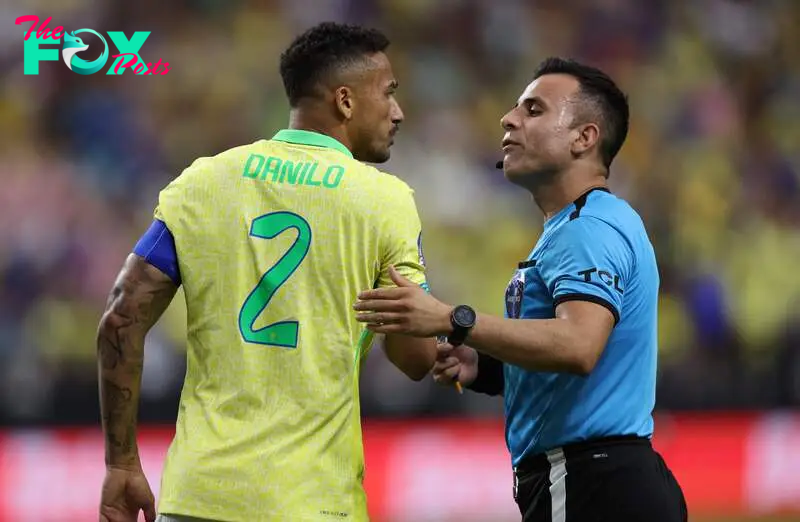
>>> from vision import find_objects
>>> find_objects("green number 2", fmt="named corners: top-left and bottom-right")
top-left (238, 211), bottom-right (311, 348)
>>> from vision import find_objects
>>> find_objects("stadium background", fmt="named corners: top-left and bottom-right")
top-left (2, 0), bottom-right (800, 520)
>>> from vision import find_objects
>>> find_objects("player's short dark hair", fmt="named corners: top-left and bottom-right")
top-left (279, 22), bottom-right (390, 107)
top-left (534, 57), bottom-right (629, 169)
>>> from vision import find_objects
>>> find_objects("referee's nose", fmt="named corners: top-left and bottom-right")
top-left (501, 107), bottom-right (520, 131)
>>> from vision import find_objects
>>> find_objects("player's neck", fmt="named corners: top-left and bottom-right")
top-left (287, 109), bottom-right (353, 153)
top-left (531, 167), bottom-right (609, 220)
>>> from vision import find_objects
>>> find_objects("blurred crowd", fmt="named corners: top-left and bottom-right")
top-left (1, 0), bottom-right (799, 426)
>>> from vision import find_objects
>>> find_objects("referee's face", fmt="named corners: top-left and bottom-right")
top-left (500, 74), bottom-right (581, 184)
top-left (348, 52), bottom-right (404, 164)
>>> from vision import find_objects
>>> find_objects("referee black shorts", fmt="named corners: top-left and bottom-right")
top-left (513, 435), bottom-right (687, 522)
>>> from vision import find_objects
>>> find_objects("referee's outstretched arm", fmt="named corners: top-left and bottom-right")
top-left (354, 268), bottom-right (615, 376)
top-left (458, 300), bottom-right (614, 376)
top-left (355, 211), bottom-right (628, 377)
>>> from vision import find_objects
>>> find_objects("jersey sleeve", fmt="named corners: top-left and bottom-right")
top-left (539, 217), bottom-right (633, 324)
top-left (137, 175), bottom-right (186, 285)
top-left (376, 184), bottom-right (429, 291)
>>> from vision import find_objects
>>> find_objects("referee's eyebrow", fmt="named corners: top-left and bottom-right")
top-left (388, 79), bottom-right (399, 90)
top-left (516, 96), bottom-right (546, 110)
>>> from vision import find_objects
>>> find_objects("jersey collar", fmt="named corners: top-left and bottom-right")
top-left (272, 129), bottom-right (353, 159)
top-left (543, 187), bottom-right (611, 232)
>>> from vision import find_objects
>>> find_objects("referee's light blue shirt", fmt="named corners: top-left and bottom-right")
top-left (503, 188), bottom-right (659, 466)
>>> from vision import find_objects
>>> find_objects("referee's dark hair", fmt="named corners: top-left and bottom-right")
top-left (534, 57), bottom-right (629, 170)
top-left (279, 22), bottom-right (390, 107)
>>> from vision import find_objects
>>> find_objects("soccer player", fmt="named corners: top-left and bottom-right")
top-left (97, 22), bottom-right (437, 522)
top-left (354, 58), bottom-right (687, 521)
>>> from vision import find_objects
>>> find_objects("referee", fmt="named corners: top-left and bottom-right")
top-left (354, 57), bottom-right (687, 522)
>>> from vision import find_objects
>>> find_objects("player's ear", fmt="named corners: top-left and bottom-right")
top-left (334, 86), bottom-right (354, 120)
top-left (571, 122), bottom-right (600, 157)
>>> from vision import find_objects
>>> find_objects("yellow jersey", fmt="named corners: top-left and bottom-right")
top-left (153, 129), bottom-right (427, 521)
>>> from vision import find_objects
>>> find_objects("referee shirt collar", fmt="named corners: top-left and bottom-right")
top-left (543, 203), bottom-right (574, 232)
top-left (543, 187), bottom-right (611, 231)
top-left (272, 129), bottom-right (354, 159)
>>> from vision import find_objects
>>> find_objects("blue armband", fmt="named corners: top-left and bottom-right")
top-left (133, 219), bottom-right (181, 285)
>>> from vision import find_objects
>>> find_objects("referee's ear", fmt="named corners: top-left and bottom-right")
top-left (571, 122), bottom-right (600, 158)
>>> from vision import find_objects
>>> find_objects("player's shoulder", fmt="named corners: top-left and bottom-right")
top-left (174, 140), bottom-right (267, 181)
top-left (350, 163), bottom-right (416, 199)
top-left (206, 139), bottom-right (272, 166)
top-left (368, 165), bottom-right (414, 190)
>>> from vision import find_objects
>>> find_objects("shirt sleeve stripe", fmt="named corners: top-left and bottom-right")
top-left (553, 293), bottom-right (620, 325)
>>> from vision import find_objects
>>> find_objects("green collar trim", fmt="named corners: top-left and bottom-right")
top-left (272, 129), bottom-right (353, 159)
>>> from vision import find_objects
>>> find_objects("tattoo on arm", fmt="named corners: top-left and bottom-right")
top-left (98, 320), bottom-right (128, 370)
top-left (102, 379), bottom-right (136, 454)
top-left (98, 254), bottom-right (177, 467)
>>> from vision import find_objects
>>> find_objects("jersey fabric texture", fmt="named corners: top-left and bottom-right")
top-left (503, 188), bottom-right (659, 466)
top-left (144, 129), bottom-right (427, 521)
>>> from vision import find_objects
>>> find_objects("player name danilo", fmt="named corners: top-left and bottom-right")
top-left (242, 154), bottom-right (344, 189)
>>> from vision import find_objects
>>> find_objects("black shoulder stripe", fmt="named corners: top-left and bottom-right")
top-left (518, 259), bottom-right (537, 269)
top-left (570, 187), bottom-right (611, 220)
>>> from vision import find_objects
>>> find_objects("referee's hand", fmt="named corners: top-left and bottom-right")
top-left (433, 341), bottom-right (479, 388)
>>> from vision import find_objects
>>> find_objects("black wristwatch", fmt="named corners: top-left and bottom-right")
top-left (447, 305), bottom-right (477, 347)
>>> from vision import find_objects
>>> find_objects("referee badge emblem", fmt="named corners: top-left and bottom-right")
top-left (505, 270), bottom-right (525, 319)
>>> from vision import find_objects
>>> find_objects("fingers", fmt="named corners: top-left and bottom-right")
top-left (357, 286), bottom-right (406, 300)
top-left (437, 342), bottom-right (457, 355)
top-left (365, 323), bottom-right (404, 334)
top-left (388, 265), bottom-right (415, 287)
top-left (355, 312), bottom-right (404, 324)
top-left (434, 356), bottom-right (461, 371)
top-left (434, 346), bottom-right (465, 390)
top-left (353, 299), bottom-right (406, 312)
top-left (433, 362), bottom-right (461, 385)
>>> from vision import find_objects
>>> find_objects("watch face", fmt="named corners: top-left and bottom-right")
top-left (454, 305), bottom-right (476, 327)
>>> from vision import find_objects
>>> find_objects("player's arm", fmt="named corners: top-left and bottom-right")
top-left (356, 218), bottom-right (630, 376)
top-left (98, 220), bottom-right (180, 468)
top-left (376, 186), bottom-right (437, 381)
top-left (384, 335), bottom-right (435, 381)
top-left (383, 296), bottom-right (436, 381)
